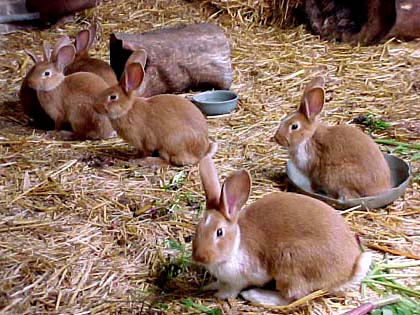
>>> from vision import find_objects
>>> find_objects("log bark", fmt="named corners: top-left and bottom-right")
top-left (110, 23), bottom-right (233, 97)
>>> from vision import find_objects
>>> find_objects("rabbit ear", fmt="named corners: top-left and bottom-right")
top-left (127, 49), bottom-right (147, 69)
top-left (300, 86), bottom-right (325, 120)
top-left (305, 76), bottom-right (325, 91)
top-left (87, 24), bottom-right (97, 48)
top-left (75, 29), bottom-right (91, 54)
top-left (55, 45), bottom-right (76, 72)
top-left (199, 156), bottom-right (221, 210)
top-left (42, 41), bottom-right (52, 61)
top-left (52, 35), bottom-right (72, 60)
top-left (299, 76), bottom-right (325, 119)
top-left (219, 170), bottom-right (251, 222)
top-left (25, 49), bottom-right (40, 64)
top-left (121, 62), bottom-right (144, 93)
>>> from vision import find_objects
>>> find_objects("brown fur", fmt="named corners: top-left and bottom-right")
top-left (64, 26), bottom-right (118, 86)
top-left (274, 76), bottom-right (391, 199)
top-left (388, 0), bottom-right (420, 40)
top-left (193, 157), bottom-right (369, 304)
top-left (20, 66), bottom-right (55, 130)
top-left (26, 44), bottom-right (114, 140)
top-left (94, 53), bottom-right (213, 166)
top-left (20, 33), bottom-right (115, 130)
top-left (240, 193), bottom-right (360, 300)
top-left (20, 38), bottom-right (72, 130)
top-left (304, 0), bottom-right (396, 45)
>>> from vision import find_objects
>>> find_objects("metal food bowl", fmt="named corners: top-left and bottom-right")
top-left (286, 154), bottom-right (411, 210)
top-left (191, 90), bottom-right (238, 116)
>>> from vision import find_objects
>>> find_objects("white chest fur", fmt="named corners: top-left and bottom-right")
top-left (206, 242), bottom-right (271, 289)
top-left (293, 139), bottom-right (311, 172)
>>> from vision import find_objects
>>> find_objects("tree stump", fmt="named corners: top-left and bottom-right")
top-left (110, 23), bottom-right (233, 97)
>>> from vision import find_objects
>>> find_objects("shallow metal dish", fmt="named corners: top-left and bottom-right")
top-left (191, 90), bottom-right (238, 116)
top-left (286, 154), bottom-right (411, 210)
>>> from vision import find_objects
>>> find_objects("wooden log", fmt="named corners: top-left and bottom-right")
top-left (0, 0), bottom-right (39, 23)
top-left (110, 23), bottom-right (233, 97)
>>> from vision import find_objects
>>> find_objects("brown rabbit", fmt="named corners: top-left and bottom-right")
top-left (20, 36), bottom-right (72, 130)
top-left (274, 76), bottom-right (391, 199)
top-left (25, 42), bottom-right (115, 140)
top-left (65, 25), bottom-right (118, 86)
top-left (192, 156), bottom-right (372, 305)
top-left (94, 50), bottom-right (216, 166)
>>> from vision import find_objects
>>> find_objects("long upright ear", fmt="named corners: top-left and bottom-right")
top-left (299, 86), bottom-right (325, 120)
top-left (305, 76), bottom-right (325, 91)
top-left (121, 62), bottom-right (144, 93)
top-left (199, 156), bottom-right (221, 210)
top-left (87, 25), bottom-right (97, 48)
top-left (75, 29), bottom-right (91, 54)
top-left (55, 45), bottom-right (76, 72)
top-left (127, 49), bottom-right (147, 69)
top-left (25, 49), bottom-right (40, 64)
top-left (219, 170), bottom-right (251, 222)
top-left (42, 41), bottom-right (52, 61)
top-left (52, 35), bottom-right (72, 59)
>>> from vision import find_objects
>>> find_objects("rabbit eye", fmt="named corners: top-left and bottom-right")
top-left (216, 228), bottom-right (223, 238)
top-left (43, 70), bottom-right (51, 77)
top-left (290, 123), bottom-right (299, 131)
top-left (108, 94), bottom-right (118, 101)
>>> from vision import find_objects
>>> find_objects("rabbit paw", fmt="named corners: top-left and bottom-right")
top-left (46, 130), bottom-right (76, 141)
top-left (106, 131), bottom-right (118, 139)
top-left (214, 285), bottom-right (241, 300)
top-left (240, 288), bottom-right (288, 306)
top-left (136, 157), bottom-right (170, 167)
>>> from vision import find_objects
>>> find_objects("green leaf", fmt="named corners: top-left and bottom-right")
top-left (382, 307), bottom-right (395, 315)
top-left (181, 299), bottom-right (222, 315)
top-left (395, 305), bottom-right (412, 315)
top-left (371, 309), bottom-right (383, 315)
top-left (165, 239), bottom-right (184, 251)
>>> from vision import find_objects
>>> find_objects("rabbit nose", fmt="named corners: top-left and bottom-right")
top-left (193, 251), bottom-right (208, 264)
top-left (274, 134), bottom-right (288, 146)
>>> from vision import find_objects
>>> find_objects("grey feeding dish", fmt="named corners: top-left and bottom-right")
top-left (286, 154), bottom-right (411, 210)
top-left (191, 90), bottom-right (238, 116)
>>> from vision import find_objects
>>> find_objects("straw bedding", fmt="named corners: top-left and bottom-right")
top-left (0, 0), bottom-right (419, 314)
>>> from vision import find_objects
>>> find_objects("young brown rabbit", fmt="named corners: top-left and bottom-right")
top-left (20, 36), bottom-right (72, 130)
top-left (192, 156), bottom-right (372, 305)
top-left (94, 50), bottom-right (216, 166)
top-left (25, 42), bottom-right (115, 140)
top-left (65, 25), bottom-right (118, 86)
top-left (274, 76), bottom-right (391, 199)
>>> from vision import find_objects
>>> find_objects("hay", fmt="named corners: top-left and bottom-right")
top-left (199, 0), bottom-right (303, 27)
top-left (0, 0), bottom-right (419, 314)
